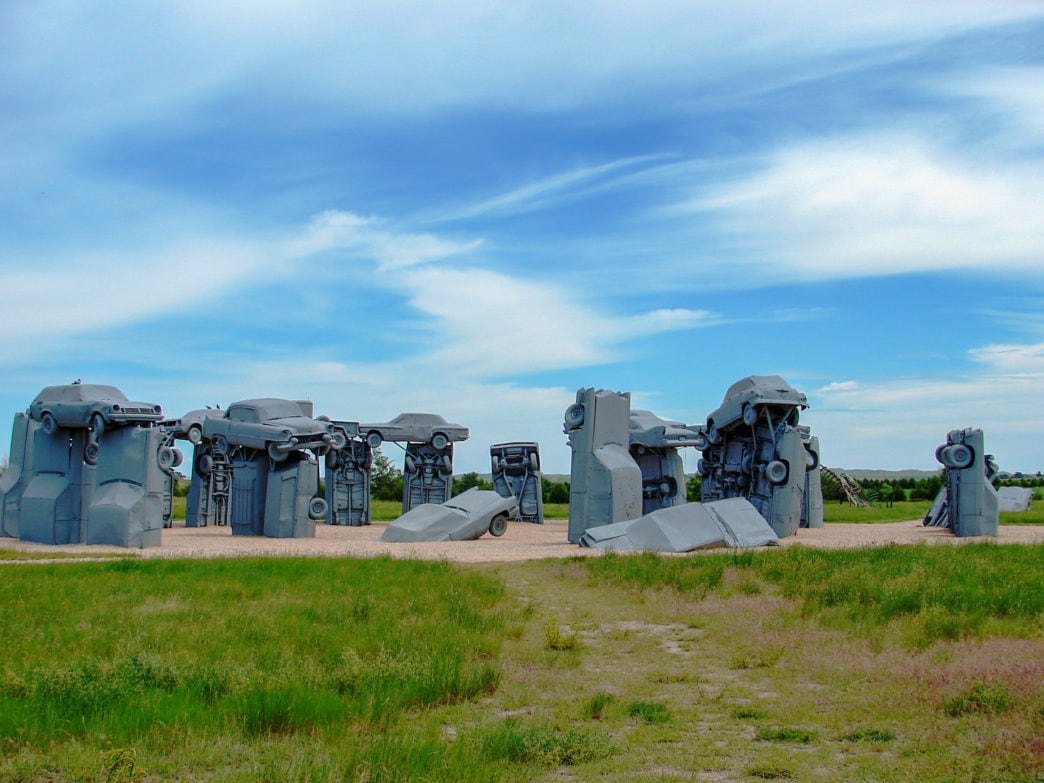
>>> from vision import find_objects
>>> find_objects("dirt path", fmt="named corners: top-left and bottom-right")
top-left (2, 518), bottom-right (1041, 563)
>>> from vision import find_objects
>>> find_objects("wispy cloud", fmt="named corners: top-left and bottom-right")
top-left (692, 133), bottom-right (1044, 281)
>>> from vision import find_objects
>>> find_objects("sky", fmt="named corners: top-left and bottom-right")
top-left (2, 1), bottom-right (1043, 476)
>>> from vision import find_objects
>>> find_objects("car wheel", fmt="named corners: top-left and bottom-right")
top-left (158, 446), bottom-right (177, 470)
top-left (187, 424), bottom-right (203, 445)
top-left (697, 458), bottom-right (708, 476)
top-left (330, 430), bottom-right (348, 450)
top-left (765, 460), bottom-right (788, 485)
top-left (491, 455), bottom-right (500, 474)
top-left (431, 432), bottom-right (449, 450)
top-left (564, 403), bottom-right (585, 429)
top-left (706, 421), bottom-right (721, 445)
top-left (529, 452), bottom-right (539, 471)
top-left (214, 434), bottom-right (229, 456)
top-left (196, 454), bottom-right (214, 475)
top-left (804, 446), bottom-right (819, 471)
top-left (366, 431), bottom-right (383, 448)
top-left (943, 444), bottom-right (974, 470)
top-left (41, 412), bottom-right (58, 435)
top-left (742, 403), bottom-right (758, 427)
top-left (83, 441), bottom-right (100, 466)
top-left (488, 513), bottom-right (508, 537)
top-left (268, 442), bottom-right (289, 463)
top-left (326, 450), bottom-right (340, 470)
top-left (90, 412), bottom-right (105, 436)
top-left (404, 454), bottom-right (416, 474)
top-left (317, 414), bottom-right (331, 422)
top-left (308, 497), bottom-right (328, 520)
top-left (441, 455), bottom-right (453, 474)
top-left (172, 449), bottom-right (184, 468)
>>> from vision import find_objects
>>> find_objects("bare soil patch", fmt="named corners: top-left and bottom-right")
top-left (1, 518), bottom-right (1041, 562)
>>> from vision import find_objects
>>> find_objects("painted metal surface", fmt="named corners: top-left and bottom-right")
top-left (579, 497), bottom-right (778, 551)
top-left (380, 488), bottom-right (517, 542)
top-left (700, 375), bottom-right (813, 538)
top-left (925, 428), bottom-right (999, 536)
top-left (490, 441), bottom-right (544, 524)
top-left (564, 388), bottom-right (643, 543)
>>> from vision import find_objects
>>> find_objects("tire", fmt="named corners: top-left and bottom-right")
top-left (935, 444), bottom-right (947, 464)
top-left (564, 403), bottom-right (585, 429)
top-left (317, 415), bottom-right (331, 422)
top-left (41, 412), bottom-right (58, 435)
top-left (90, 412), bottom-right (105, 436)
top-left (804, 446), bottom-right (819, 471)
top-left (404, 454), bottom-right (417, 474)
top-left (326, 450), bottom-right (340, 470)
top-left (488, 513), bottom-right (508, 537)
top-left (330, 430), bottom-right (348, 450)
top-left (172, 449), bottom-right (184, 468)
top-left (84, 441), bottom-right (100, 466)
top-left (197, 454), bottom-right (214, 475)
top-left (706, 421), bottom-right (721, 445)
top-left (366, 431), bottom-right (383, 448)
top-left (214, 434), bottom-right (229, 456)
top-left (431, 432), bottom-right (449, 450)
top-left (442, 455), bottom-right (453, 474)
top-left (765, 460), bottom-right (788, 485)
top-left (742, 403), bottom-right (758, 427)
top-left (697, 458), bottom-right (708, 476)
top-left (529, 452), bottom-right (539, 471)
top-left (187, 424), bottom-right (203, 445)
top-left (268, 442), bottom-right (289, 463)
top-left (308, 497), bottom-right (328, 520)
top-left (491, 455), bottom-right (500, 474)
top-left (944, 443), bottom-right (974, 470)
top-left (158, 446), bottom-right (177, 470)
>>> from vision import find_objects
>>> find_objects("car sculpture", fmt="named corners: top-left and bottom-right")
top-left (29, 383), bottom-right (163, 435)
top-left (704, 374), bottom-right (807, 445)
top-left (629, 409), bottom-right (707, 449)
top-left (163, 407), bottom-right (225, 445)
top-left (202, 398), bottom-right (337, 462)
top-left (359, 413), bottom-right (468, 449)
top-left (379, 488), bottom-right (517, 542)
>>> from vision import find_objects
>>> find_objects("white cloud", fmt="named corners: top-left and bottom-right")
top-left (694, 134), bottom-right (1044, 280)
top-left (807, 343), bottom-right (1044, 472)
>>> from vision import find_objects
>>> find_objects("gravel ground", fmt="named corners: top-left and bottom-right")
top-left (1, 518), bottom-right (1042, 563)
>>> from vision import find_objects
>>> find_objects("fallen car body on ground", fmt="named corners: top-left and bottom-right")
top-left (380, 488), bottom-right (517, 542)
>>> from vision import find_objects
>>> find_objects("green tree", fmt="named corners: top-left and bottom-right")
top-left (453, 472), bottom-right (492, 495)
top-left (370, 450), bottom-right (404, 501)
top-left (686, 474), bottom-right (702, 502)
top-left (548, 482), bottom-right (570, 504)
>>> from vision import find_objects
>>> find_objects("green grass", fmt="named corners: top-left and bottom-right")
top-left (3, 546), bottom-right (1042, 781)
top-left (822, 499), bottom-right (932, 522)
top-left (583, 544), bottom-right (1044, 645)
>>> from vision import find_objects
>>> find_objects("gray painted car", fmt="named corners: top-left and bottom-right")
top-left (203, 398), bottom-right (335, 462)
top-left (629, 409), bottom-right (706, 449)
top-left (379, 488), bottom-right (517, 542)
top-left (29, 383), bottom-right (162, 434)
top-left (704, 375), bottom-right (807, 445)
top-left (359, 413), bottom-right (468, 449)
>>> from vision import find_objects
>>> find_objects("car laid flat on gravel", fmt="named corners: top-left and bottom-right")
top-left (380, 488), bottom-right (518, 542)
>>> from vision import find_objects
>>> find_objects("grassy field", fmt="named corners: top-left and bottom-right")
top-left (1, 546), bottom-right (1041, 781)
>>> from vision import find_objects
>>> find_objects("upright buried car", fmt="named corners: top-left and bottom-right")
top-left (379, 488), bottom-right (517, 542)
top-left (29, 383), bottom-right (163, 435)
top-left (359, 413), bottom-right (468, 449)
top-left (704, 374), bottom-right (807, 445)
top-left (202, 398), bottom-right (336, 462)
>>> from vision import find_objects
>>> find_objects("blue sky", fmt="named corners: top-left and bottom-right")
top-left (2, 2), bottom-right (1043, 476)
